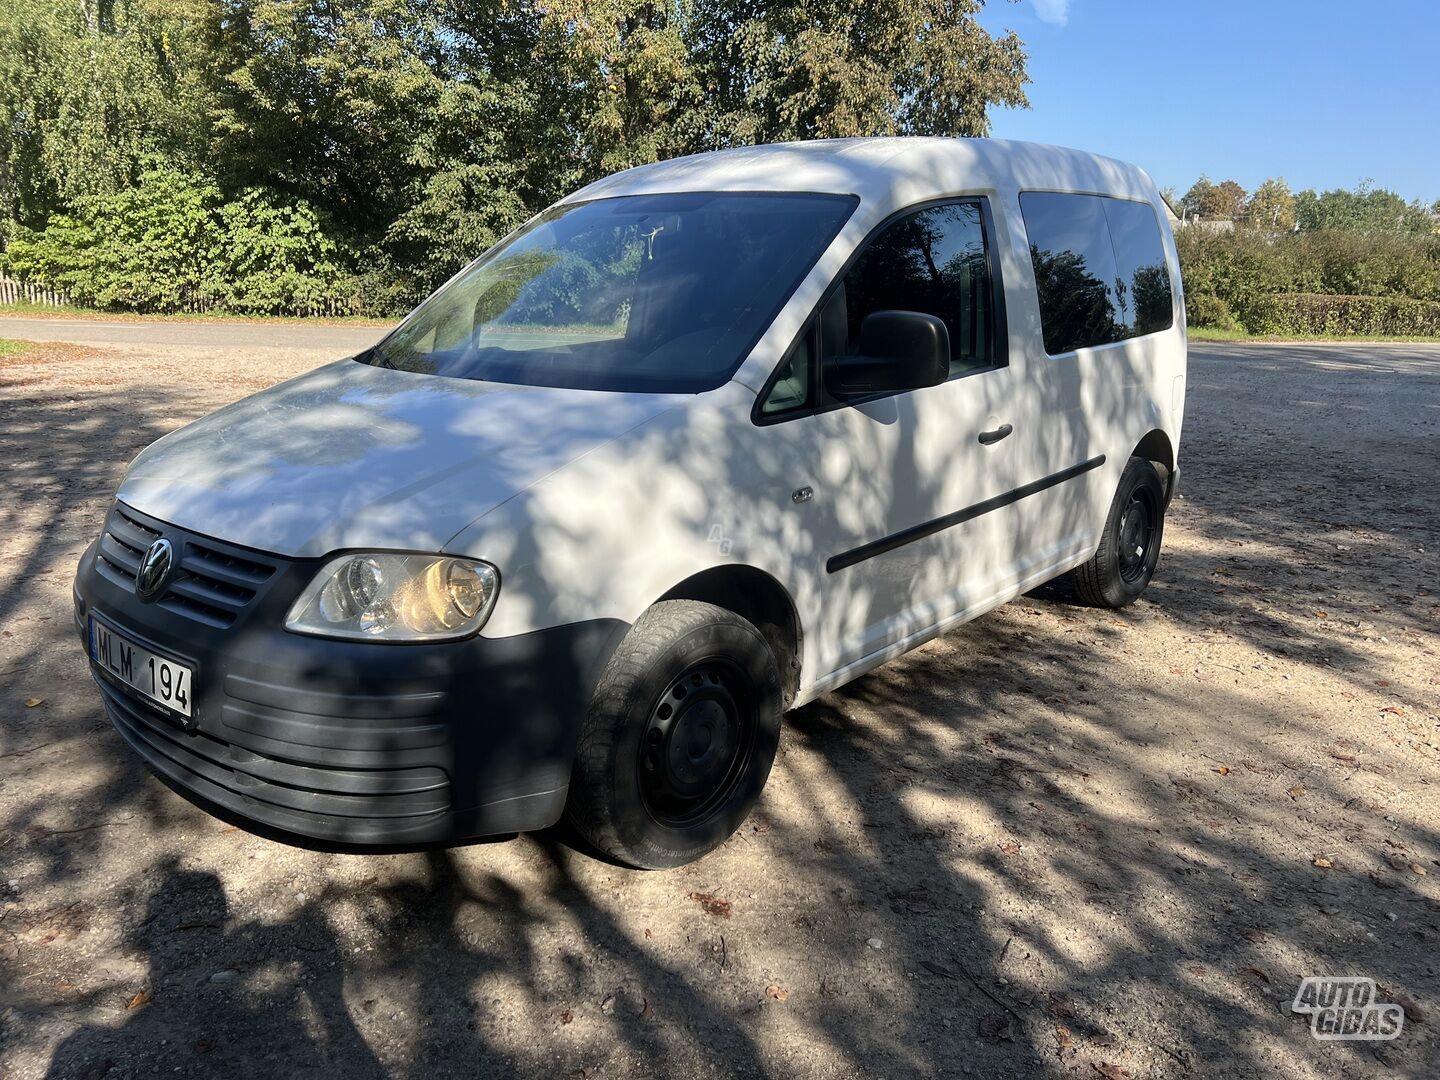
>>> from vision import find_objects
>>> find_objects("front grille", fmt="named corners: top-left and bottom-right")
top-left (99, 679), bottom-right (451, 823)
top-left (94, 503), bottom-right (278, 628)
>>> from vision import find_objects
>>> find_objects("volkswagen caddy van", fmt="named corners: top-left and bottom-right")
top-left (75, 138), bottom-right (1186, 868)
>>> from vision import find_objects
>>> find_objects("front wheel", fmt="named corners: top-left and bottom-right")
top-left (565, 600), bottom-right (782, 869)
top-left (1065, 457), bottom-right (1167, 608)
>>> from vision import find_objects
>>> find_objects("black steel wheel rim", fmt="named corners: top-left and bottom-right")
top-left (1117, 487), bottom-right (1158, 584)
top-left (638, 658), bottom-right (756, 828)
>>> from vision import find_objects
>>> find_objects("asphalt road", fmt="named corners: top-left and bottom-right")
top-left (0, 314), bottom-right (390, 353)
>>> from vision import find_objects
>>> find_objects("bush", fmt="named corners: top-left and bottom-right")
top-left (1185, 292), bottom-right (1239, 331)
top-left (3, 165), bottom-right (360, 315)
top-left (1176, 224), bottom-right (1440, 335)
top-left (1246, 293), bottom-right (1440, 337)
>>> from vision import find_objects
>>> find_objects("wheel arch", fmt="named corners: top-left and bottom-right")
top-left (659, 565), bottom-right (803, 709)
top-left (1132, 428), bottom-right (1179, 506)
top-left (1132, 428), bottom-right (1174, 473)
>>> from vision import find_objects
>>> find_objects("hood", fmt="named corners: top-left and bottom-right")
top-left (118, 360), bottom-right (681, 558)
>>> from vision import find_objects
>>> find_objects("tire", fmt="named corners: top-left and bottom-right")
top-left (565, 600), bottom-right (782, 869)
top-left (1066, 457), bottom-right (1167, 608)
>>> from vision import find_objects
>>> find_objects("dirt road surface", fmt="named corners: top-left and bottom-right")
top-left (1, 337), bottom-right (1437, 1079)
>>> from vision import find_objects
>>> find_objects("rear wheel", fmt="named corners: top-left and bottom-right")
top-left (566, 600), bottom-right (782, 869)
top-left (1066, 457), bottom-right (1167, 608)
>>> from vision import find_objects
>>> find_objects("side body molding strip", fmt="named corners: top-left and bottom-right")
top-left (826, 455), bottom-right (1107, 573)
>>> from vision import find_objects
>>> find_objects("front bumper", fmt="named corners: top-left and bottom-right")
top-left (75, 502), bottom-right (626, 847)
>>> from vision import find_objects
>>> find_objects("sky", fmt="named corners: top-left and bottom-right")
top-left (975, 0), bottom-right (1440, 204)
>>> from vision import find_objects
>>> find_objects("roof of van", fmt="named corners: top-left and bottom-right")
top-left (563, 138), bottom-right (1161, 208)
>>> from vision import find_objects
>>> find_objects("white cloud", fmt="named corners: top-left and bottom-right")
top-left (1033, 0), bottom-right (1071, 26)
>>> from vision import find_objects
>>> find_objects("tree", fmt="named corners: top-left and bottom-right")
top-left (1178, 177), bottom-right (1214, 220)
top-left (1179, 176), bottom-right (1246, 220)
top-left (1294, 180), bottom-right (1434, 234)
top-left (710, 0), bottom-right (1030, 144)
top-left (1206, 179), bottom-right (1247, 220)
top-left (1245, 177), bottom-right (1296, 232)
top-left (2, 0), bottom-right (1035, 310)
top-left (0, 0), bottom-right (205, 239)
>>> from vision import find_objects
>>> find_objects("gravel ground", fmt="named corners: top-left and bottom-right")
top-left (0, 338), bottom-right (1437, 1079)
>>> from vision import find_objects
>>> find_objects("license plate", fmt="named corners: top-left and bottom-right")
top-left (89, 617), bottom-right (194, 717)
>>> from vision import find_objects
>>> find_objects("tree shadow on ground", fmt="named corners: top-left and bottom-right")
top-left (3, 344), bottom-right (1438, 1078)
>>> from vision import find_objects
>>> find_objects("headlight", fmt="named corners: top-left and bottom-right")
top-left (286, 553), bottom-right (499, 642)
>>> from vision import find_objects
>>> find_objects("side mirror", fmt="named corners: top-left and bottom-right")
top-left (823, 311), bottom-right (950, 398)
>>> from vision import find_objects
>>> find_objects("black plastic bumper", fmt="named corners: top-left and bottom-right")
top-left (74, 504), bottom-right (627, 847)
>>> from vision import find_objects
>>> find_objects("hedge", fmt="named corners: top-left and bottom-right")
top-left (2, 165), bottom-right (363, 316)
top-left (1244, 293), bottom-right (1440, 337)
top-left (1175, 225), bottom-right (1440, 335)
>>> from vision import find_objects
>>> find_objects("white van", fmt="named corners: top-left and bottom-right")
top-left (75, 138), bottom-right (1185, 868)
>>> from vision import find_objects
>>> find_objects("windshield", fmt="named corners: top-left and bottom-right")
top-left (363, 192), bottom-right (857, 393)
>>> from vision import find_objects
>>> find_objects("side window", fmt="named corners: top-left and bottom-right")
top-left (1103, 198), bottom-right (1174, 337)
top-left (757, 199), bottom-right (998, 417)
top-left (1019, 192), bottom-right (1121, 355)
top-left (760, 334), bottom-right (811, 416)
top-left (840, 202), bottom-right (996, 376)
top-left (1020, 192), bottom-right (1173, 354)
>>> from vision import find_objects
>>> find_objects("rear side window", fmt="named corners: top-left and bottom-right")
top-left (1020, 192), bottom-right (1173, 355)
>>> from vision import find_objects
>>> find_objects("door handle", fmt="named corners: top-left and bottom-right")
top-left (977, 423), bottom-right (1013, 446)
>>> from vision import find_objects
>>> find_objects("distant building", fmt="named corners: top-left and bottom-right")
top-left (1160, 194), bottom-right (1181, 230)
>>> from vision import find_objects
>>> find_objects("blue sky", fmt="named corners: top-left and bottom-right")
top-left (976, 0), bottom-right (1440, 204)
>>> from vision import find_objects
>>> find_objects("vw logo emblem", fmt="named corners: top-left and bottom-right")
top-left (135, 538), bottom-right (174, 602)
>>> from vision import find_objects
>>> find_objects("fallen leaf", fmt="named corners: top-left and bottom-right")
top-left (1381, 706), bottom-right (1407, 716)
top-left (1329, 751), bottom-right (1358, 764)
top-left (1046, 992), bottom-right (1076, 1019)
top-left (1313, 857), bottom-right (1333, 869)
top-left (559, 1009), bottom-right (573, 1025)
top-left (125, 989), bottom-right (151, 1010)
top-left (688, 892), bottom-right (732, 918)
top-left (1312, 610), bottom-right (1328, 619)
top-left (1244, 965), bottom-right (1271, 983)
top-left (638, 997), bottom-right (654, 1020)
top-left (1286, 786), bottom-right (1307, 799)
top-left (1410, 863), bottom-right (1428, 876)
top-left (1054, 1025), bottom-right (1074, 1053)
top-left (1092, 1064), bottom-right (1132, 1080)
top-left (997, 840), bottom-right (1021, 856)
top-left (978, 1012), bottom-right (1014, 1041)
top-left (766, 984), bottom-right (789, 1002)
top-left (24, 697), bottom-right (43, 708)
top-left (644, 927), bottom-right (653, 939)
top-left (1215, 766), bottom-right (1230, 775)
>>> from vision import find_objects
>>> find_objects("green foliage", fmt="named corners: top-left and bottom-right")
top-left (0, 0), bottom-right (1033, 313)
top-left (0, 0), bottom-right (205, 239)
top-left (1179, 176), bottom-right (1246, 220)
top-left (1294, 180), bottom-right (1436, 235)
top-left (4, 165), bottom-right (357, 314)
top-left (1246, 294), bottom-right (1440, 337)
top-left (1244, 178), bottom-right (1296, 233)
top-left (1176, 225), bottom-right (1440, 335)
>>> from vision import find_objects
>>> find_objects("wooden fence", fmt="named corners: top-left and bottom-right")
top-left (0, 273), bottom-right (70, 307)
